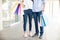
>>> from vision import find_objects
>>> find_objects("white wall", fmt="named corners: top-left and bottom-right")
top-left (0, 0), bottom-right (3, 30)
top-left (45, 0), bottom-right (60, 40)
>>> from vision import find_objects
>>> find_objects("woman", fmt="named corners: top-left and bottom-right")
top-left (21, 0), bottom-right (33, 37)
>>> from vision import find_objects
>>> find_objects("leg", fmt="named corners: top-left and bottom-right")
top-left (38, 11), bottom-right (44, 39)
top-left (27, 9), bottom-right (32, 36)
top-left (40, 26), bottom-right (44, 36)
top-left (23, 15), bottom-right (27, 32)
top-left (34, 13), bottom-right (39, 34)
top-left (27, 9), bottom-right (32, 32)
top-left (23, 10), bottom-right (28, 37)
top-left (40, 16), bottom-right (44, 39)
top-left (29, 14), bottom-right (32, 32)
top-left (28, 14), bottom-right (32, 37)
top-left (32, 13), bottom-right (39, 37)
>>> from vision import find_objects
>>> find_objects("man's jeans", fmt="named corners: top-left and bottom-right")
top-left (33, 11), bottom-right (43, 34)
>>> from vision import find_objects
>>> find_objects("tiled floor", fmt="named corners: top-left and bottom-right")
top-left (0, 19), bottom-right (47, 40)
top-left (0, 18), bottom-right (60, 40)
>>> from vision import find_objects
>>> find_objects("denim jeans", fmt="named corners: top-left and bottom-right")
top-left (33, 11), bottom-right (43, 34)
top-left (23, 9), bottom-right (32, 32)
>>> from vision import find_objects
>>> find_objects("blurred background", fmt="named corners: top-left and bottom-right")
top-left (0, 0), bottom-right (60, 40)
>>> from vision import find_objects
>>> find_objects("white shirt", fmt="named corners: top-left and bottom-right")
top-left (32, 0), bottom-right (45, 12)
top-left (23, 0), bottom-right (33, 10)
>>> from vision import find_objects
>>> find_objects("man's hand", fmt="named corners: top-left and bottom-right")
top-left (42, 4), bottom-right (45, 12)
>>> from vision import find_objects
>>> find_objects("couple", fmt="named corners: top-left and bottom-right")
top-left (21, 0), bottom-right (45, 39)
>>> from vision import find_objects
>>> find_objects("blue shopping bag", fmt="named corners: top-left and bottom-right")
top-left (42, 16), bottom-right (46, 27)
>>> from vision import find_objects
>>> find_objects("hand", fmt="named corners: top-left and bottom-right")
top-left (42, 9), bottom-right (44, 12)
top-left (22, 3), bottom-right (25, 8)
top-left (21, 0), bottom-right (25, 8)
top-left (42, 4), bottom-right (45, 12)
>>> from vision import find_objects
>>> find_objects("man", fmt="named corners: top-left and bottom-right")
top-left (32, 0), bottom-right (45, 39)
top-left (21, 0), bottom-right (33, 37)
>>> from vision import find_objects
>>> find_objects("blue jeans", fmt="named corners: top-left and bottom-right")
top-left (33, 11), bottom-right (43, 34)
top-left (23, 9), bottom-right (32, 32)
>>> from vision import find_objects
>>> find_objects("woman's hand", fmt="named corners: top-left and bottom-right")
top-left (21, 0), bottom-right (25, 8)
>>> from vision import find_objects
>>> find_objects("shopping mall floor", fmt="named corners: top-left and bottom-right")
top-left (0, 19), bottom-right (60, 40)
